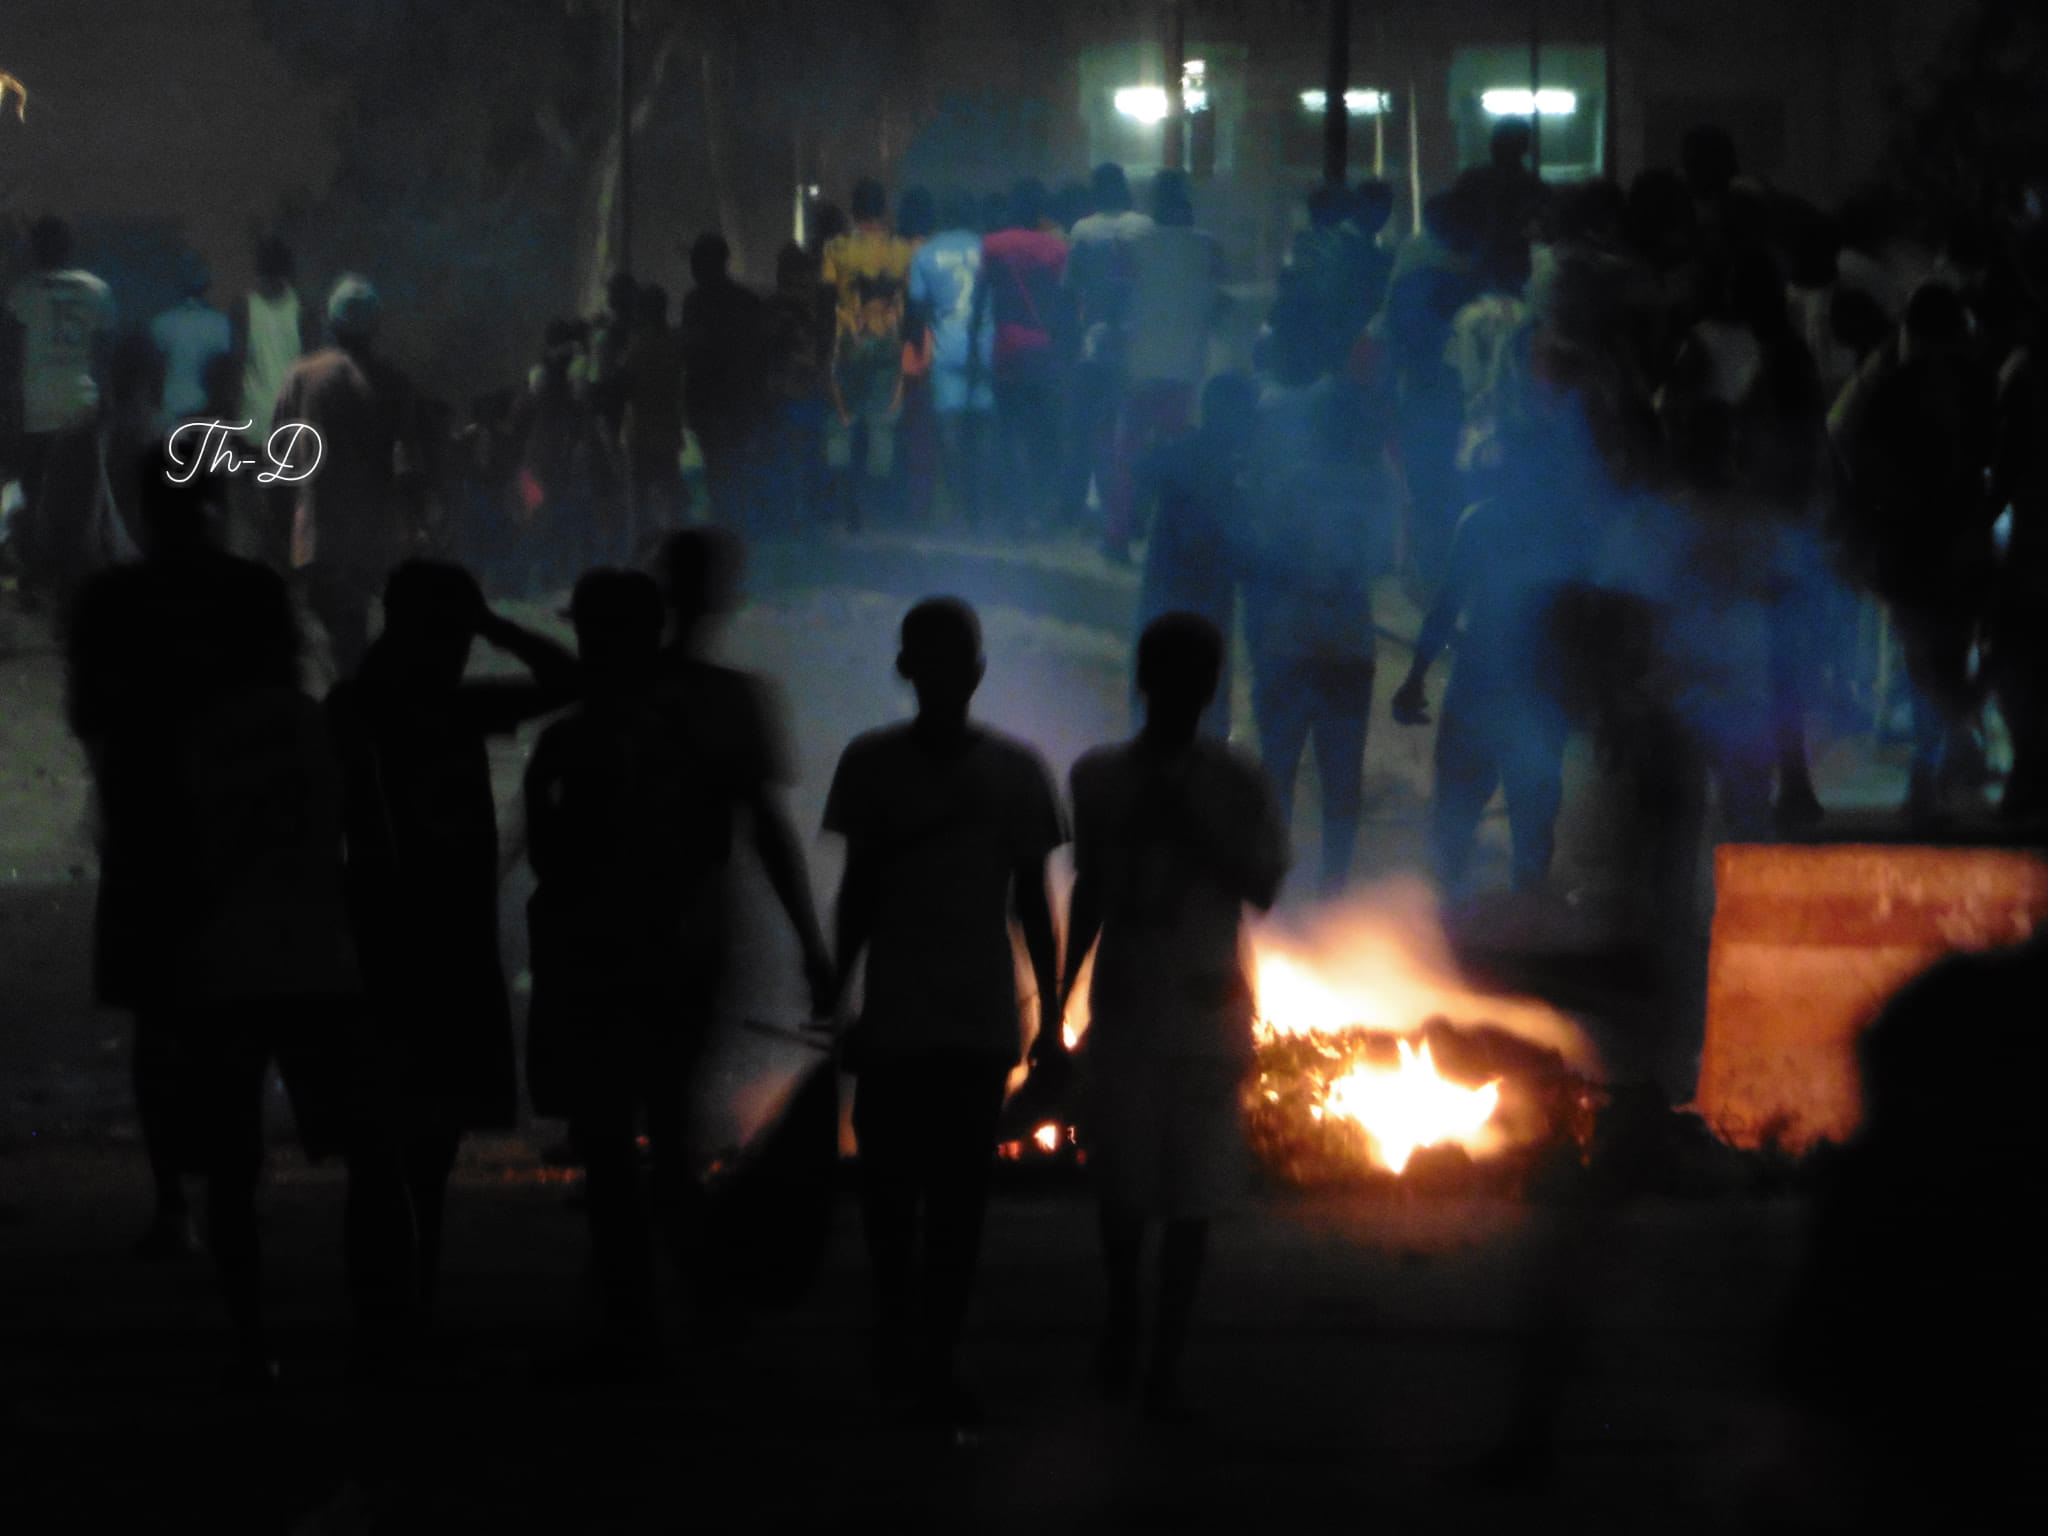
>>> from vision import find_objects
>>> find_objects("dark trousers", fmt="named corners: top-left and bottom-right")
top-left (1105, 380), bottom-right (1195, 549)
top-left (12, 425), bottom-right (100, 604)
top-left (934, 409), bottom-right (991, 528)
top-left (179, 1004), bottom-right (415, 1344)
top-left (1255, 655), bottom-right (1375, 895)
top-left (992, 359), bottom-right (1062, 533)
top-left (1429, 679), bottom-right (1569, 896)
top-left (565, 1011), bottom-right (706, 1339)
top-left (852, 1055), bottom-right (1012, 1386)
top-left (1061, 359), bottom-right (1123, 534)
top-left (134, 1008), bottom-right (189, 1216)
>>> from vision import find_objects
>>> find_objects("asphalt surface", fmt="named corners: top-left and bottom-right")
top-left (2, 1134), bottom-right (1811, 1535)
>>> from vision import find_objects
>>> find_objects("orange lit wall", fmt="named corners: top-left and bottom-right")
top-left (1697, 844), bottom-right (2048, 1152)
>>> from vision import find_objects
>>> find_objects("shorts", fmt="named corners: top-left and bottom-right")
top-left (1083, 1050), bottom-right (1252, 1220)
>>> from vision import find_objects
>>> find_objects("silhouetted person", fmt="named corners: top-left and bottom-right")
top-left (971, 179), bottom-right (1070, 533)
top-left (1766, 929), bottom-right (2048, 1529)
top-left (273, 275), bottom-right (419, 680)
top-left (525, 568), bottom-right (711, 1378)
top-left (1378, 189), bottom-right (1483, 588)
top-left (1282, 181), bottom-right (1391, 381)
top-left (514, 317), bottom-right (601, 591)
top-left (231, 237), bottom-right (307, 466)
top-left (149, 254), bottom-right (232, 436)
top-left (760, 243), bottom-right (834, 531)
top-left (1455, 118), bottom-right (1547, 256)
top-left (1831, 282), bottom-right (1998, 818)
top-left (1245, 297), bottom-right (1399, 894)
top-left (822, 178), bottom-right (912, 530)
top-left (908, 189), bottom-right (996, 526)
top-left (73, 457), bottom-right (414, 1381)
top-left (1132, 371), bottom-right (1258, 740)
top-left (325, 561), bottom-right (580, 1315)
top-left (66, 453), bottom-right (300, 1259)
top-left (6, 216), bottom-right (114, 609)
top-left (1064, 163), bottom-right (1154, 557)
top-left (680, 233), bottom-right (766, 532)
top-left (1392, 376), bottom-right (1595, 897)
top-left (619, 283), bottom-right (688, 546)
top-left (1113, 170), bottom-right (1225, 549)
top-left (653, 527), bottom-right (834, 1014)
top-left (824, 597), bottom-right (1066, 1430)
top-left (1063, 612), bottom-right (1288, 1420)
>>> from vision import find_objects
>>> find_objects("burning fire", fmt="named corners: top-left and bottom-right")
top-left (1319, 1039), bottom-right (1501, 1174)
top-left (1051, 880), bottom-right (1602, 1182)
top-left (1244, 880), bottom-right (1601, 1179)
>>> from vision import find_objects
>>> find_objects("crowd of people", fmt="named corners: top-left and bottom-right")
top-left (3, 111), bottom-right (2045, 1466)
top-left (58, 443), bottom-right (1278, 1428)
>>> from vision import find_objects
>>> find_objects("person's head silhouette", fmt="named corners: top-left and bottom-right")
top-left (1136, 612), bottom-right (1223, 746)
top-left (377, 560), bottom-right (484, 689)
top-left (570, 568), bottom-right (664, 691)
top-left (656, 526), bottom-right (744, 642)
top-left (897, 597), bottom-right (984, 727)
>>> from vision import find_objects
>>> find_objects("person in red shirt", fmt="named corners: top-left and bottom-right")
top-left (970, 179), bottom-right (1069, 534)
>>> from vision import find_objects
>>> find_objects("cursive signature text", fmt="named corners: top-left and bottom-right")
top-left (165, 419), bottom-right (324, 485)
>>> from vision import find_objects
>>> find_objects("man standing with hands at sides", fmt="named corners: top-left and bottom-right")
top-left (1063, 613), bottom-right (1289, 1421)
top-left (824, 597), bottom-right (1067, 1433)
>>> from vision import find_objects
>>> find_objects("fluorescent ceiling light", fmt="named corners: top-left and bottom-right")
top-left (1116, 82), bottom-right (1208, 121)
top-left (1481, 88), bottom-right (1577, 116)
top-left (1300, 89), bottom-right (1388, 115)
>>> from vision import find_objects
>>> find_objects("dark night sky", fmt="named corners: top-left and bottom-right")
top-left (1, 0), bottom-right (341, 301)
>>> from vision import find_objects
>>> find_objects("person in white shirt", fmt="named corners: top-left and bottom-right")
top-left (1062, 163), bottom-right (1155, 557)
top-left (1063, 612), bottom-right (1288, 1419)
top-left (227, 239), bottom-right (306, 566)
top-left (4, 216), bottom-right (115, 604)
top-left (1110, 171), bottom-right (1225, 550)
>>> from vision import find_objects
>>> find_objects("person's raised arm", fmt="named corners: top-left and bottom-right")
top-left (1013, 851), bottom-right (1062, 1067)
top-left (476, 606), bottom-right (580, 700)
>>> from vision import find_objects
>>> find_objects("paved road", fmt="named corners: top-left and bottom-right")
top-left (2, 1139), bottom-right (1808, 1533)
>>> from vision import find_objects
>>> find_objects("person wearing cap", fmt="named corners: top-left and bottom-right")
top-left (271, 273), bottom-right (420, 680)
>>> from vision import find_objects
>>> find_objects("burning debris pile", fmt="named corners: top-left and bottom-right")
top-left (1247, 1015), bottom-right (1600, 1191)
top-left (1242, 886), bottom-right (1606, 1191)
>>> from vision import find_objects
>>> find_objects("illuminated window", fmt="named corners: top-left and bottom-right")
top-left (1480, 88), bottom-right (1578, 117)
top-left (1299, 89), bottom-right (1389, 116)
